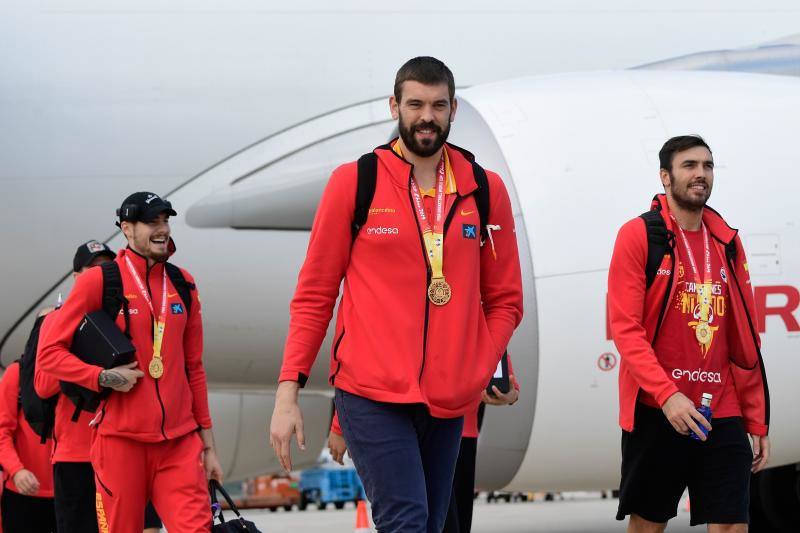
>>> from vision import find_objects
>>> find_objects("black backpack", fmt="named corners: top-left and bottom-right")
top-left (60, 260), bottom-right (195, 418)
top-left (18, 313), bottom-right (58, 443)
top-left (351, 150), bottom-right (491, 242)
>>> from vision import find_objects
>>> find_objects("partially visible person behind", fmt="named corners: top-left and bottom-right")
top-left (0, 353), bottom-right (55, 532)
top-left (608, 135), bottom-right (769, 533)
top-left (443, 373), bottom-right (519, 533)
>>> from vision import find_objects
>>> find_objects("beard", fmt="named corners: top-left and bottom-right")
top-left (668, 173), bottom-right (710, 212)
top-left (398, 113), bottom-right (451, 157)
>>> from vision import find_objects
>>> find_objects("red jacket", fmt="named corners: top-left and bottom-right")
top-left (37, 248), bottom-right (213, 442)
top-left (34, 313), bottom-right (94, 463)
top-left (0, 363), bottom-right (54, 497)
top-left (608, 195), bottom-right (769, 435)
top-left (281, 142), bottom-right (523, 418)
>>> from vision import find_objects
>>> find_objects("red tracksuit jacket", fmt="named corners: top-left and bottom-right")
top-left (0, 363), bottom-right (54, 497)
top-left (608, 194), bottom-right (769, 435)
top-left (281, 141), bottom-right (524, 418)
top-left (37, 248), bottom-right (213, 442)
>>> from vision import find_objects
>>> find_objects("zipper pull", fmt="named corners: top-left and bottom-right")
top-left (485, 225), bottom-right (501, 260)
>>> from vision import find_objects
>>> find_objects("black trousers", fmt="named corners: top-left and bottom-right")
top-left (443, 436), bottom-right (478, 533)
top-left (1, 488), bottom-right (56, 533)
top-left (54, 462), bottom-right (163, 532)
top-left (54, 462), bottom-right (98, 533)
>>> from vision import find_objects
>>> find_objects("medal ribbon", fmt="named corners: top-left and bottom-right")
top-left (671, 216), bottom-right (713, 322)
top-left (406, 150), bottom-right (449, 279)
top-left (124, 255), bottom-right (168, 362)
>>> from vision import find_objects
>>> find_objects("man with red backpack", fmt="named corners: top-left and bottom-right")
top-left (37, 193), bottom-right (222, 533)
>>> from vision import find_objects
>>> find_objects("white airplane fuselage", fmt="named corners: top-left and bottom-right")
top-left (2, 8), bottom-right (799, 528)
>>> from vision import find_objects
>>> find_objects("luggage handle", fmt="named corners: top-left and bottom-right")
top-left (209, 479), bottom-right (245, 524)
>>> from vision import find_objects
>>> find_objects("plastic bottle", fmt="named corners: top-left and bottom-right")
top-left (691, 392), bottom-right (713, 441)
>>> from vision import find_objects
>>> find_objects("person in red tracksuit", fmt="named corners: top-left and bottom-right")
top-left (271, 57), bottom-right (523, 533)
top-left (37, 192), bottom-right (222, 533)
top-left (0, 360), bottom-right (55, 532)
top-left (35, 240), bottom-right (164, 533)
top-left (608, 136), bottom-right (769, 532)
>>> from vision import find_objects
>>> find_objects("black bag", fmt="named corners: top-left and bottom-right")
top-left (210, 479), bottom-right (263, 532)
top-left (61, 261), bottom-right (194, 417)
top-left (18, 313), bottom-right (58, 443)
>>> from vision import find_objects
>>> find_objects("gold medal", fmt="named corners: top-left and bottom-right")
top-left (428, 278), bottom-right (452, 306)
top-left (695, 321), bottom-right (712, 345)
top-left (148, 357), bottom-right (164, 379)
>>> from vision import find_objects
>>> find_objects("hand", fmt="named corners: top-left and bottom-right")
top-left (98, 361), bottom-right (145, 392)
top-left (751, 435), bottom-right (770, 473)
top-left (203, 447), bottom-right (224, 483)
top-left (481, 374), bottom-right (520, 406)
top-left (13, 469), bottom-right (40, 496)
top-left (661, 392), bottom-right (712, 440)
top-left (328, 432), bottom-right (347, 465)
top-left (269, 381), bottom-right (306, 472)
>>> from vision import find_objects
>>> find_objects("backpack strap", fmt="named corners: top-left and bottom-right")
top-left (100, 262), bottom-right (130, 338)
top-left (165, 263), bottom-right (194, 316)
top-left (352, 153), bottom-right (378, 240)
top-left (471, 161), bottom-right (490, 242)
top-left (639, 209), bottom-right (674, 288)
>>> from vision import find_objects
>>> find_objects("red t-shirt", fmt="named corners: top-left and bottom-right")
top-left (639, 227), bottom-right (741, 418)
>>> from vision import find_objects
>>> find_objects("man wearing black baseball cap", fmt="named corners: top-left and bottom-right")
top-left (36, 241), bottom-right (164, 532)
top-left (72, 240), bottom-right (116, 273)
top-left (38, 192), bottom-right (221, 533)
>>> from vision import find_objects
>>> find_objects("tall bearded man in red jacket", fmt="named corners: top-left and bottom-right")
top-left (608, 135), bottom-right (769, 533)
top-left (37, 192), bottom-right (222, 533)
top-left (270, 56), bottom-right (523, 533)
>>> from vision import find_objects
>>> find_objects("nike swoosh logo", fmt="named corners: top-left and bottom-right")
top-left (460, 210), bottom-right (475, 216)
top-left (168, 292), bottom-right (178, 298)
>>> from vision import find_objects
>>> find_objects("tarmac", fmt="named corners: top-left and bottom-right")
top-left (234, 493), bottom-right (695, 532)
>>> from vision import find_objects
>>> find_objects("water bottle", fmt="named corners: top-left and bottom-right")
top-left (691, 392), bottom-right (713, 441)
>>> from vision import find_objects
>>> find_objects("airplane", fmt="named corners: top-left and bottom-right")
top-left (2, 2), bottom-right (800, 530)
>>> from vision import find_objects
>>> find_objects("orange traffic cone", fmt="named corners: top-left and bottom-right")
top-left (355, 499), bottom-right (370, 532)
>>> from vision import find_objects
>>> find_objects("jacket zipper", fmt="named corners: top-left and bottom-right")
top-left (407, 173), bottom-right (463, 383)
top-left (329, 329), bottom-right (346, 386)
top-left (408, 174), bottom-right (432, 382)
top-left (145, 263), bottom-right (169, 440)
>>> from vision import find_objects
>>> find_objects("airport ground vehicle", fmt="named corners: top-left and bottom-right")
top-left (238, 474), bottom-right (301, 511)
top-left (298, 467), bottom-right (366, 511)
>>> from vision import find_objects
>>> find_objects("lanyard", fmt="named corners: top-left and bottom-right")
top-left (672, 216), bottom-right (713, 322)
top-left (395, 143), bottom-right (450, 279)
top-left (124, 256), bottom-right (168, 361)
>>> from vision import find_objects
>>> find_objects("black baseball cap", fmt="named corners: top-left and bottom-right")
top-left (73, 240), bottom-right (116, 273)
top-left (116, 192), bottom-right (177, 226)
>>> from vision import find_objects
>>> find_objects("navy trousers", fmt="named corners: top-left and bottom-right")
top-left (334, 389), bottom-right (464, 533)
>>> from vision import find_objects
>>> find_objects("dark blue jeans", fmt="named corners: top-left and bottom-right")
top-left (334, 389), bottom-right (464, 533)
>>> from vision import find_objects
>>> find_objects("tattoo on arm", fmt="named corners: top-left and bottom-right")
top-left (99, 370), bottom-right (128, 388)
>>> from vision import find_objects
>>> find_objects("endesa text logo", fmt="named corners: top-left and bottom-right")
top-left (605, 284), bottom-right (800, 339)
top-left (366, 226), bottom-right (399, 236)
top-left (672, 368), bottom-right (723, 383)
